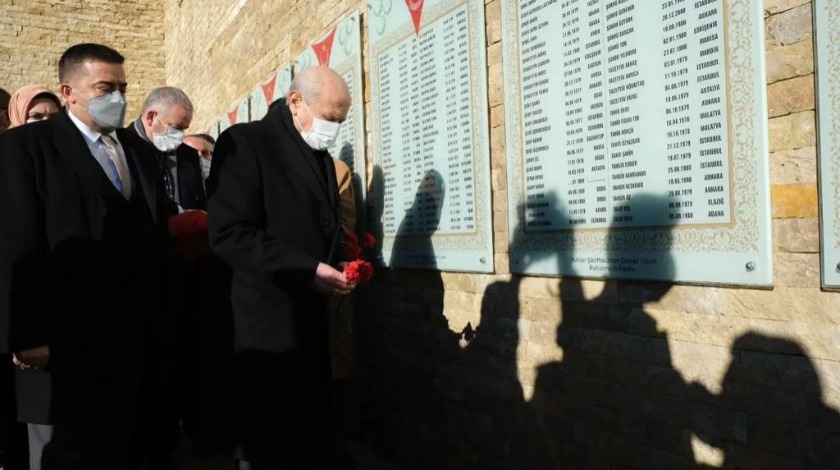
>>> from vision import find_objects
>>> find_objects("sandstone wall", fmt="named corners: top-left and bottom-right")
top-left (0, 0), bottom-right (166, 120)
top-left (167, 0), bottom-right (837, 468)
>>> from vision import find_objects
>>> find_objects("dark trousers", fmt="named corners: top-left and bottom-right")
top-left (0, 357), bottom-right (28, 470)
top-left (239, 344), bottom-right (336, 470)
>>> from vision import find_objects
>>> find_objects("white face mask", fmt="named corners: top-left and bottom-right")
top-left (26, 118), bottom-right (40, 124)
top-left (299, 99), bottom-right (341, 151)
top-left (199, 158), bottom-right (211, 180)
top-left (152, 115), bottom-right (185, 152)
top-left (77, 89), bottom-right (127, 131)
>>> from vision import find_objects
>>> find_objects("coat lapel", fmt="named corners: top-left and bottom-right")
top-left (51, 110), bottom-right (124, 207)
top-left (270, 101), bottom-right (337, 212)
top-left (119, 127), bottom-right (162, 224)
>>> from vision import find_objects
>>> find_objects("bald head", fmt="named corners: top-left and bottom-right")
top-left (287, 65), bottom-right (351, 135)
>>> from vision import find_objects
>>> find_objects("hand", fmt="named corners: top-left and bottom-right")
top-left (313, 262), bottom-right (355, 296)
top-left (13, 345), bottom-right (50, 370)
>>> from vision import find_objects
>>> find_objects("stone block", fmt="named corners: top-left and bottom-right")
top-left (494, 233), bottom-right (510, 253)
top-left (490, 124), bottom-right (506, 167)
top-left (773, 217), bottom-right (819, 253)
top-left (771, 182), bottom-right (819, 218)
top-left (488, 62), bottom-right (503, 107)
top-left (495, 252), bottom-right (509, 274)
top-left (767, 75), bottom-right (815, 117)
top-left (485, 0), bottom-right (501, 45)
top-left (492, 166), bottom-right (507, 190)
top-left (490, 104), bottom-right (504, 129)
top-left (764, 0), bottom-right (809, 15)
top-left (766, 3), bottom-right (812, 46)
top-left (768, 111), bottom-right (816, 152)
top-left (493, 189), bottom-right (508, 212)
top-left (770, 146), bottom-right (817, 184)
top-left (766, 37), bottom-right (814, 84)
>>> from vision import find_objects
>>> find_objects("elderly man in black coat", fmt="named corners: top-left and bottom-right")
top-left (207, 65), bottom-right (355, 470)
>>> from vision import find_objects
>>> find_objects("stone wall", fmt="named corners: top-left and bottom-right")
top-left (164, 0), bottom-right (839, 468)
top-left (0, 0), bottom-right (166, 120)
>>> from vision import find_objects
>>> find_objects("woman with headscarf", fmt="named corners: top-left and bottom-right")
top-left (7, 84), bottom-right (61, 128)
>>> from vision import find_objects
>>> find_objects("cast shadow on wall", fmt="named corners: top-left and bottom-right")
top-left (358, 188), bottom-right (840, 469)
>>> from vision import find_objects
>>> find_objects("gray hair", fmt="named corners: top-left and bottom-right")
top-left (142, 86), bottom-right (194, 114)
top-left (288, 67), bottom-right (323, 105)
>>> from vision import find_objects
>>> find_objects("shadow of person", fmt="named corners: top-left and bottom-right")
top-left (444, 193), bottom-right (567, 469)
top-left (354, 169), bottom-right (456, 466)
top-left (525, 193), bottom-right (710, 469)
top-left (691, 332), bottom-right (840, 468)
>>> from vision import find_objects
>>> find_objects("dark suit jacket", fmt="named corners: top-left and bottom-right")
top-left (0, 110), bottom-right (168, 424)
top-left (207, 99), bottom-right (341, 354)
top-left (122, 123), bottom-right (207, 213)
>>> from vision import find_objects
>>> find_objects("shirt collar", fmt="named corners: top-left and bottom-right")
top-left (67, 108), bottom-right (118, 143)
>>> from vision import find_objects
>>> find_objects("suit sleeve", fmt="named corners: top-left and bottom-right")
top-left (207, 128), bottom-right (320, 283)
top-left (0, 132), bottom-right (49, 352)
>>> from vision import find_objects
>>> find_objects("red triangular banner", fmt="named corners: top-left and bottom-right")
top-left (227, 109), bottom-right (238, 125)
top-left (261, 74), bottom-right (278, 104)
top-left (312, 27), bottom-right (337, 66)
top-left (406, 0), bottom-right (424, 36)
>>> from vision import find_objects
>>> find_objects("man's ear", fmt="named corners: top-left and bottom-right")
top-left (143, 109), bottom-right (158, 129)
top-left (288, 91), bottom-right (302, 116)
top-left (60, 83), bottom-right (76, 104)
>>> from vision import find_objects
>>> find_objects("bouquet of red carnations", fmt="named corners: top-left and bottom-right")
top-left (341, 230), bottom-right (376, 284)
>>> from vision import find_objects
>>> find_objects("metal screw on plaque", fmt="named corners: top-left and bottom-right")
top-left (480, 257), bottom-right (486, 264)
top-left (745, 262), bottom-right (756, 272)
top-left (835, 262), bottom-right (840, 272)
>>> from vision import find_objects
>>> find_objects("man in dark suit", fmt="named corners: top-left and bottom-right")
top-left (207, 65), bottom-right (355, 470)
top-left (121, 87), bottom-right (212, 465)
top-left (0, 43), bottom-right (169, 470)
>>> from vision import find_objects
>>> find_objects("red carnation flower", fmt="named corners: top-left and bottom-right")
top-left (344, 259), bottom-right (373, 284)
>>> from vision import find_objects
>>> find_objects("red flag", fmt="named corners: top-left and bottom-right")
top-left (261, 74), bottom-right (278, 104)
top-left (312, 27), bottom-right (337, 65)
top-left (406, 0), bottom-right (425, 36)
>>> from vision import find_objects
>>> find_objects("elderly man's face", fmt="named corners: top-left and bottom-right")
top-left (290, 83), bottom-right (351, 133)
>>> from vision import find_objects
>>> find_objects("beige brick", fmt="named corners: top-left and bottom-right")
top-left (491, 166), bottom-right (507, 191)
top-left (766, 3), bottom-right (813, 46)
top-left (766, 37), bottom-right (814, 84)
top-left (770, 146), bottom-right (817, 184)
top-left (493, 232), bottom-right (509, 253)
top-left (493, 209), bottom-right (507, 233)
top-left (771, 183), bottom-right (819, 218)
top-left (487, 62), bottom-right (503, 107)
top-left (768, 111), bottom-right (816, 152)
top-left (773, 217), bottom-right (819, 253)
top-left (492, 189), bottom-right (508, 212)
top-left (486, 41), bottom-right (502, 69)
top-left (764, 0), bottom-right (809, 15)
top-left (489, 104), bottom-right (504, 129)
top-left (494, 252), bottom-right (509, 274)
top-left (485, 0), bottom-right (501, 45)
top-left (774, 252), bottom-right (821, 288)
top-left (767, 75), bottom-right (815, 118)
top-left (490, 124), bottom-right (506, 168)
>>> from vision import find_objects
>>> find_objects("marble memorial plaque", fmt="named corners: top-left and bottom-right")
top-left (503, 0), bottom-right (771, 285)
top-left (369, 0), bottom-right (494, 272)
top-left (250, 64), bottom-right (292, 121)
top-left (816, 0), bottom-right (840, 288)
top-left (296, 10), bottom-right (367, 227)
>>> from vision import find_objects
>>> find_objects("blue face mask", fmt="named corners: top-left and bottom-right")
top-left (79, 90), bottom-right (127, 131)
